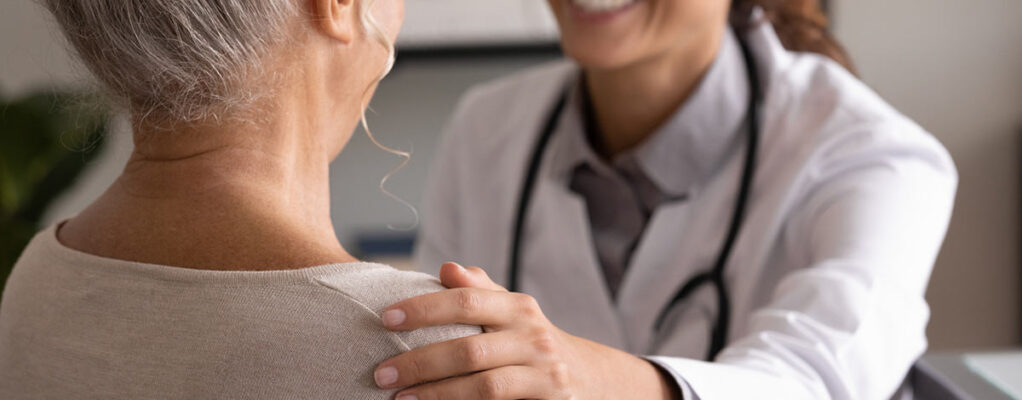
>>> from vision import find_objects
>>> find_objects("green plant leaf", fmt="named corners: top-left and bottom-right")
top-left (0, 90), bottom-right (109, 292)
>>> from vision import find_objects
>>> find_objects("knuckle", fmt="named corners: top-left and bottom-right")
top-left (515, 293), bottom-right (542, 316)
top-left (456, 290), bottom-right (481, 314)
top-left (532, 329), bottom-right (558, 355)
top-left (458, 339), bottom-right (487, 369)
top-left (477, 373), bottom-right (508, 399)
top-left (549, 361), bottom-right (572, 389)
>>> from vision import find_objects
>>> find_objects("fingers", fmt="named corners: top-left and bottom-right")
top-left (383, 288), bottom-right (543, 331)
top-left (394, 366), bottom-right (564, 400)
top-left (375, 330), bottom-right (527, 389)
top-left (438, 262), bottom-right (507, 292)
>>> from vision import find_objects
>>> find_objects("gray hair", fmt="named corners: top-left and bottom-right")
top-left (43, 0), bottom-right (395, 124)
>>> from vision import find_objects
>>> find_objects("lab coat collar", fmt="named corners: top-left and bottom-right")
top-left (546, 28), bottom-right (751, 197)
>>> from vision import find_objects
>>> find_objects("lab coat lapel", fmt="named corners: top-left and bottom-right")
top-left (615, 155), bottom-right (745, 357)
top-left (614, 201), bottom-right (694, 353)
top-left (520, 176), bottom-right (628, 350)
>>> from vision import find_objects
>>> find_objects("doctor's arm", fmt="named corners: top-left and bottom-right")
top-left (648, 135), bottom-right (957, 399)
top-left (393, 125), bottom-right (956, 399)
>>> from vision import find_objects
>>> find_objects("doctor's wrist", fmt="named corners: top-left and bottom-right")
top-left (612, 350), bottom-right (682, 400)
top-left (576, 338), bottom-right (681, 400)
top-left (648, 360), bottom-right (684, 400)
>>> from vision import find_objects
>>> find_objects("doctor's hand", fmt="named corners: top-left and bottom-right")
top-left (375, 262), bottom-right (680, 400)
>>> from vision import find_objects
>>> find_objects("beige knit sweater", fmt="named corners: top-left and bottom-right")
top-left (0, 225), bottom-right (481, 399)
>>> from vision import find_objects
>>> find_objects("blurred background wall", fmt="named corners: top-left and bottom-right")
top-left (831, 0), bottom-right (1022, 350)
top-left (2, 0), bottom-right (1020, 350)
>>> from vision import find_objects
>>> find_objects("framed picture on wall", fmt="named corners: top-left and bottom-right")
top-left (398, 0), bottom-right (558, 49)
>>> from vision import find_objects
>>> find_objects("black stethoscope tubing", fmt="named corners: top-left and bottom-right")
top-left (508, 27), bottom-right (762, 362)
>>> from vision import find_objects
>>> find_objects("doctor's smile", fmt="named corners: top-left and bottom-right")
top-left (4, 0), bottom-right (1015, 398)
top-left (565, 0), bottom-right (644, 20)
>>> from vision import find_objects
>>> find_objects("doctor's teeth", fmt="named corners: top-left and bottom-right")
top-left (571, 0), bottom-right (637, 13)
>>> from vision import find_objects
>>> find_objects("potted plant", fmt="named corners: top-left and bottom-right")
top-left (0, 90), bottom-right (108, 292)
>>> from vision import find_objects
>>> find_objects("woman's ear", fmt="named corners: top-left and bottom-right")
top-left (312, 0), bottom-right (356, 44)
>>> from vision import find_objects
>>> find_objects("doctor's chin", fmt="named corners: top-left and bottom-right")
top-left (1, 0), bottom-right (1019, 399)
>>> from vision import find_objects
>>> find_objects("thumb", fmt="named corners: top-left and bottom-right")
top-left (438, 262), bottom-right (507, 292)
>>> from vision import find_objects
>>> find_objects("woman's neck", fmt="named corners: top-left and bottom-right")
top-left (584, 27), bottom-right (725, 158)
top-left (60, 96), bottom-right (359, 270)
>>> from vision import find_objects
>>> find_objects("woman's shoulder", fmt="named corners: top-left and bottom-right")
top-left (312, 264), bottom-right (483, 350)
top-left (4, 228), bottom-right (479, 353)
top-left (311, 263), bottom-right (447, 311)
top-left (0, 256), bottom-right (479, 398)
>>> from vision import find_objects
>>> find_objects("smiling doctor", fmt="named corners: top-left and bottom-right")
top-left (374, 0), bottom-right (957, 399)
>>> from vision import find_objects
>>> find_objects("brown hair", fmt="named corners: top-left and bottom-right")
top-left (731, 0), bottom-right (856, 74)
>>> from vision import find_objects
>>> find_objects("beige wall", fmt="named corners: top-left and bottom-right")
top-left (3, 0), bottom-right (1020, 350)
top-left (833, 0), bottom-right (1022, 349)
top-left (1, 1), bottom-right (78, 94)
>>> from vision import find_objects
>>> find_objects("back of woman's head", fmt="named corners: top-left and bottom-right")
top-left (44, 1), bottom-right (305, 123)
top-left (732, 0), bottom-right (856, 74)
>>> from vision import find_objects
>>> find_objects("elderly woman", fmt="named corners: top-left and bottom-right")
top-left (0, 0), bottom-right (478, 398)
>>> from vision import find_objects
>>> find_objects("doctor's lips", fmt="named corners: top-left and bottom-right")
top-left (568, 0), bottom-right (643, 18)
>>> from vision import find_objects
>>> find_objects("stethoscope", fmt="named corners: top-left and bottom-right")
top-left (507, 26), bottom-right (762, 361)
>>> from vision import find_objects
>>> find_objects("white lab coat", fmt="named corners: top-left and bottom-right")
top-left (414, 17), bottom-right (957, 400)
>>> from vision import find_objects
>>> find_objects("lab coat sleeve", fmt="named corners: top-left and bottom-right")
top-left (644, 357), bottom-right (701, 400)
top-left (649, 123), bottom-right (957, 400)
top-left (413, 94), bottom-right (474, 277)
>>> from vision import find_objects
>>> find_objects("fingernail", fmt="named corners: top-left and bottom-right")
top-left (452, 262), bottom-right (466, 272)
top-left (396, 394), bottom-right (417, 400)
top-left (374, 366), bottom-right (398, 387)
top-left (382, 309), bottom-right (406, 327)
